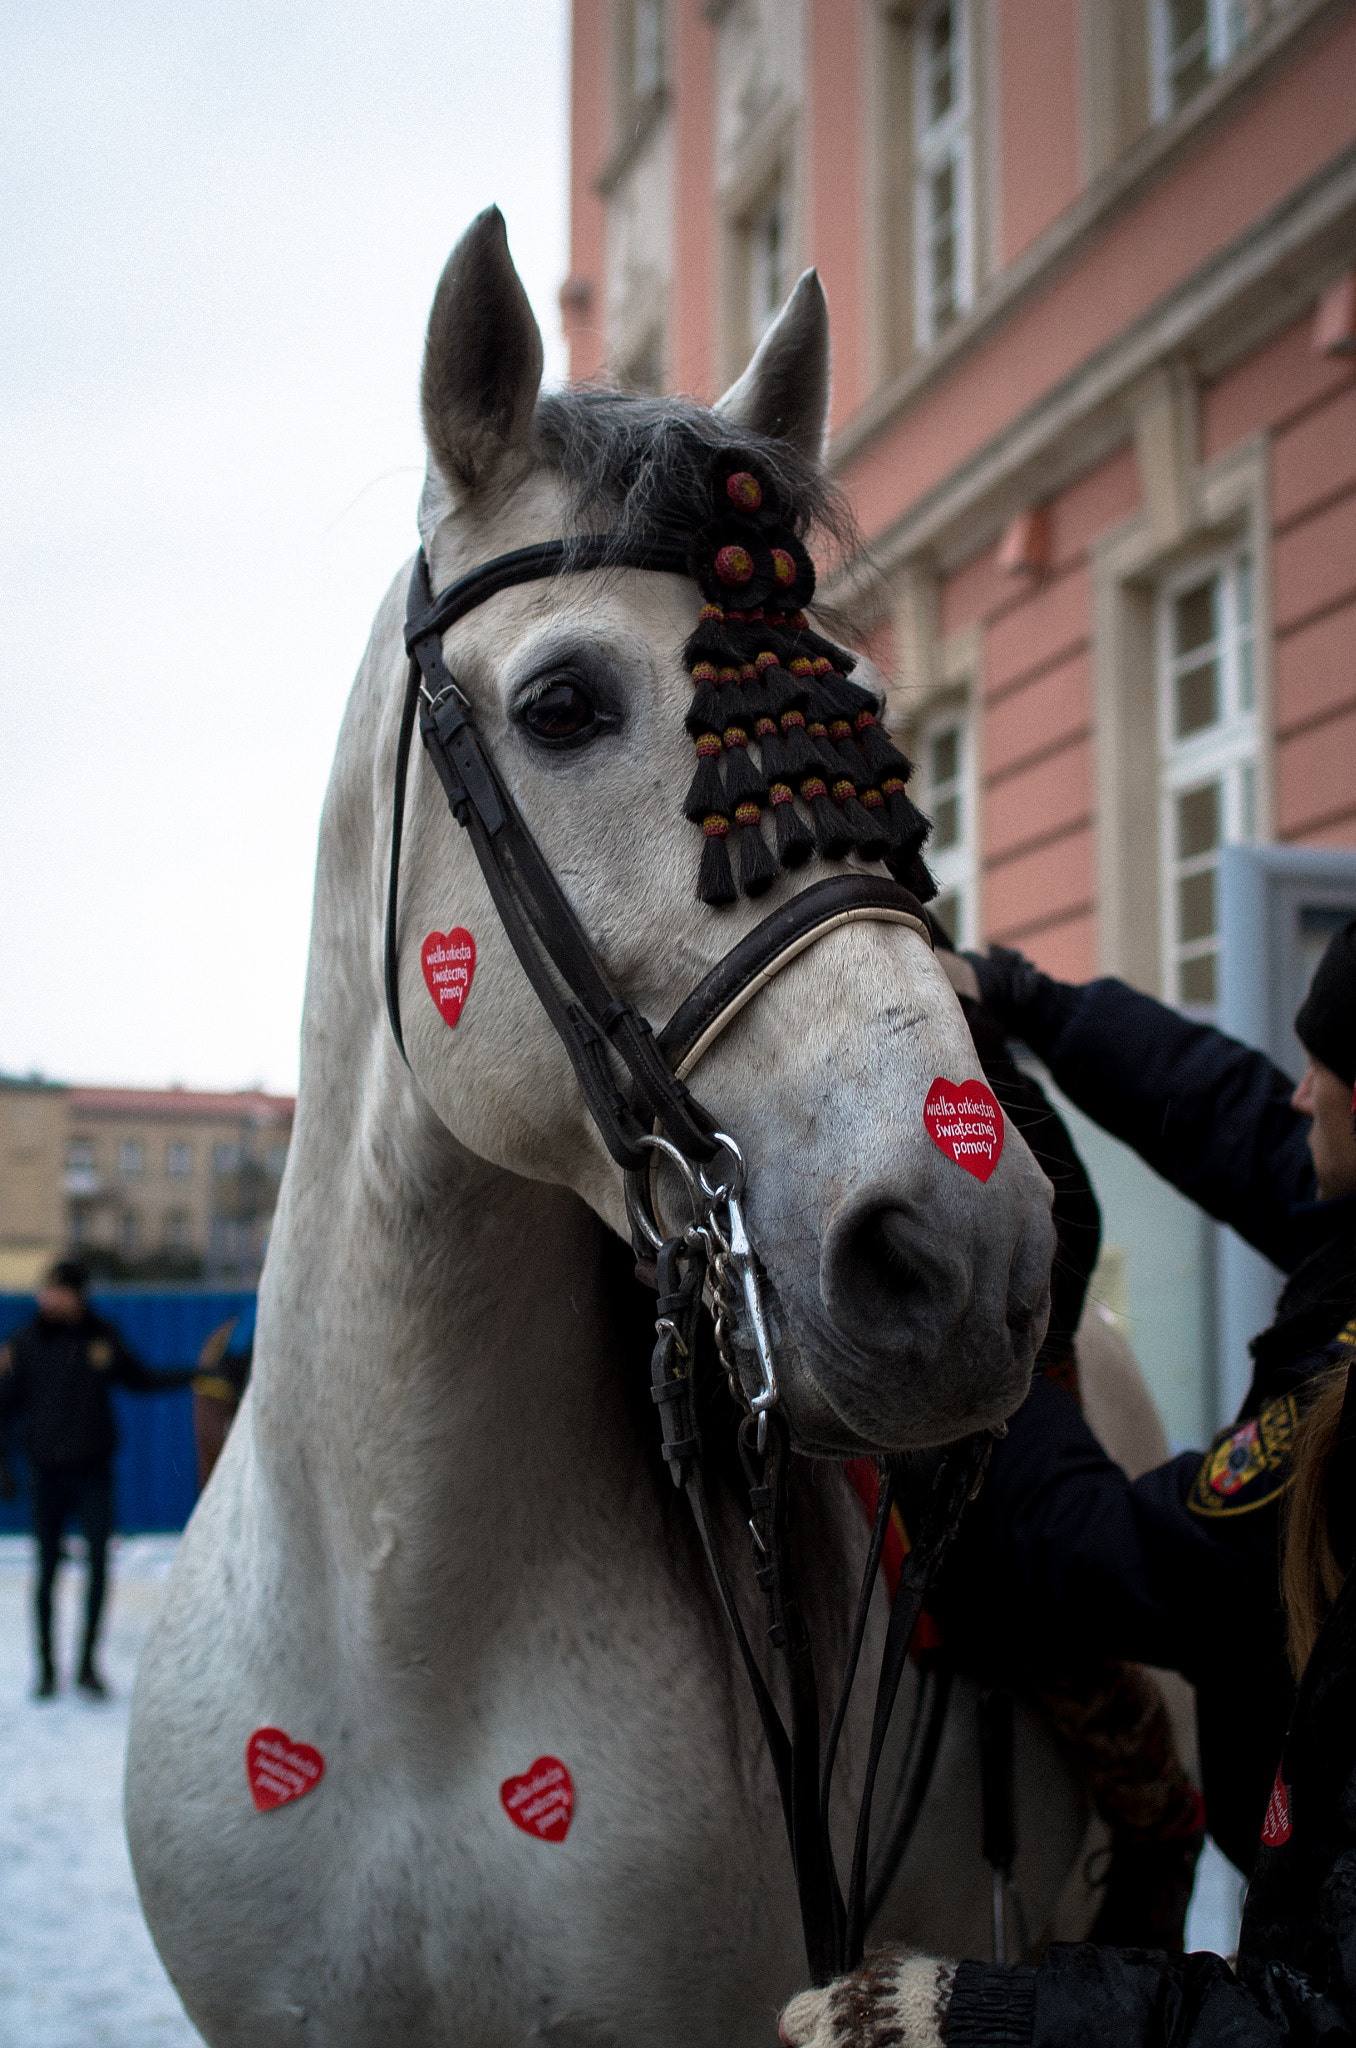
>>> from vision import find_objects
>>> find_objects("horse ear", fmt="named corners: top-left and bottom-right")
top-left (714, 270), bottom-right (831, 460)
top-left (419, 207), bottom-right (544, 515)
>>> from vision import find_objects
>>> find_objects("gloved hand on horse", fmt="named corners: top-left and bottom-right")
top-left (779, 1953), bottom-right (956, 2048)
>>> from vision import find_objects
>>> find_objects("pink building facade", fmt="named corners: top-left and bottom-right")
top-left (564, 0), bottom-right (1356, 991)
top-left (564, 0), bottom-right (1356, 1441)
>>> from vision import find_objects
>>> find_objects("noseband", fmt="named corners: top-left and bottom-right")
top-left (385, 537), bottom-right (989, 1984)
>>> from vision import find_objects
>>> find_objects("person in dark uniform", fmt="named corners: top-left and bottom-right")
top-left (0, 1260), bottom-right (195, 1698)
top-left (920, 916), bottom-right (1356, 1879)
top-left (777, 922), bottom-right (1356, 2048)
top-left (782, 1358), bottom-right (1356, 2048)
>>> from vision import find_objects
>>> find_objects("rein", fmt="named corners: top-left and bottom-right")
top-left (385, 537), bottom-right (988, 1983)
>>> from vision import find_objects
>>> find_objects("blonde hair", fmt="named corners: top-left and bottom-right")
top-left (1280, 1364), bottom-right (1350, 1678)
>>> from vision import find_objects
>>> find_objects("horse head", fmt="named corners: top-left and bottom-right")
top-left (383, 206), bottom-right (1053, 1455)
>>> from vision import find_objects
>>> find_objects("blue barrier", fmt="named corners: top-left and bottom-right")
top-left (0, 1289), bottom-right (256, 1536)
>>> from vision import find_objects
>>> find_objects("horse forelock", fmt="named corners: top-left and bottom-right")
top-left (530, 388), bottom-right (857, 563)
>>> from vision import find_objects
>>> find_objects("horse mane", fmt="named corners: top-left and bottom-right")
top-left (532, 387), bottom-right (857, 560)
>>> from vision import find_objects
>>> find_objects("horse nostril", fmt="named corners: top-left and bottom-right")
top-left (820, 1201), bottom-right (965, 1358)
top-left (857, 1209), bottom-right (931, 1302)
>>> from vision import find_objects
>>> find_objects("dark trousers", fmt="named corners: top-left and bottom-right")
top-left (32, 1462), bottom-right (114, 1667)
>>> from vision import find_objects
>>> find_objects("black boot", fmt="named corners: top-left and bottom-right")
top-left (76, 1645), bottom-right (109, 1699)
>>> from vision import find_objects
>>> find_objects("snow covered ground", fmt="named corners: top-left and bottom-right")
top-left (0, 1529), bottom-right (1242, 2047)
top-left (0, 1533), bottom-right (203, 2048)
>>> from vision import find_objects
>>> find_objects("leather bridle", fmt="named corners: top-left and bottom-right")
top-left (385, 538), bottom-right (989, 1984)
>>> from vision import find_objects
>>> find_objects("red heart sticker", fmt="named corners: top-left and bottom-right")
top-left (500, 1755), bottom-right (573, 1843)
top-left (246, 1727), bottom-right (325, 1812)
top-left (924, 1078), bottom-right (1005, 1183)
top-left (1261, 1764), bottom-right (1291, 1846)
top-left (421, 927), bottom-right (476, 1029)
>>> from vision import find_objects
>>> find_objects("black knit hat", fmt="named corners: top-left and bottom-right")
top-left (48, 1258), bottom-right (89, 1294)
top-left (1294, 917), bottom-right (1356, 1087)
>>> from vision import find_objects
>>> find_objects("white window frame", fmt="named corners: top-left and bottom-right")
top-left (1150, 0), bottom-right (1251, 121)
top-left (119, 1140), bottom-right (143, 1178)
top-left (912, 0), bottom-right (974, 350)
top-left (918, 704), bottom-right (978, 948)
top-left (167, 1141), bottom-right (192, 1179)
top-left (1157, 546), bottom-right (1258, 1011)
top-left (748, 185), bottom-right (787, 346)
top-left (633, 0), bottom-right (664, 101)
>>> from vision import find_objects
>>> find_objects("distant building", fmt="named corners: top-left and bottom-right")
top-left (0, 1079), bottom-right (294, 1291)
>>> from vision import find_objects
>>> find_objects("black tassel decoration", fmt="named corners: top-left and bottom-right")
top-left (827, 717), bottom-right (871, 782)
top-left (733, 802), bottom-right (779, 895)
top-left (763, 665), bottom-right (801, 717)
top-left (684, 607), bottom-right (738, 670)
top-left (881, 775), bottom-right (931, 861)
top-left (733, 662), bottom-right (773, 724)
top-left (697, 816), bottom-right (738, 905)
top-left (853, 711), bottom-right (914, 784)
top-left (805, 720), bottom-right (842, 777)
top-left (685, 660), bottom-right (726, 736)
top-left (778, 711), bottom-right (820, 779)
top-left (722, 726), bottom-right (768, 806)
top-left (809, 659), bottom-right (866, 719)
top-left (755, 715), bottom-right (787, 782)
top-left (769, 784), bottom-right (815, 867)
top-left (852, 787), bottom-right (892, 861)
top-left (684, 733), bottom-right (727, 821)
top-left (831, 778), bottom-right (886, 852)
top-left (800, 776), bottom-right (853, 858)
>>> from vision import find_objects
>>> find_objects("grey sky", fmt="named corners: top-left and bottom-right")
top-left (1, 1), bottom-right (570, 1094)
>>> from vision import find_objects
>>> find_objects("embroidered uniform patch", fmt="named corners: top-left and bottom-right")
top-left (500, 1756), bottom-right (573, 1842)
top-left (923, 1079), bottom-right (1004, 1183)
top-left (1188, 1394), bottom-right (1300, 1519)
top-left (1261, 1764), bottom-right (1292, 1846)
top-left (421, 927), bottom-right (476, 1028)
top-left (246, 1727), bottom-right (325, 1811)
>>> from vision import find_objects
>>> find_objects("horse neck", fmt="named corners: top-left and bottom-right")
top-left (252, 696), bottom-right (638, 1580)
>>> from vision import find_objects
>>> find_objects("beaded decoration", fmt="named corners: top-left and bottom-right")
top-left (679, 453), bottom-right (933, 905)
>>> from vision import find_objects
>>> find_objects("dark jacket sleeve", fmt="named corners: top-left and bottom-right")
top-left (947, 1951), bottom-right (1284, 2048)
top-left (946, 1573), bottom-right (1356, 2048)
top-left (930, 1377), bottom-right (1268, 1683)
top-left (104, 1323), bottom-right (195, 1394)
top-left (975, 968), bottom-right (1316, 1272)
top-left (0, 1336), bottom-right (25, 1428)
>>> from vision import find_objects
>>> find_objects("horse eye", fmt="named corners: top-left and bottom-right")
top-left (522, 680), bottom-right (602, 744)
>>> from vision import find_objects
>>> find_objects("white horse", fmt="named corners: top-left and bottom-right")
top-left (127, 210), bottom-right (1103, 2047)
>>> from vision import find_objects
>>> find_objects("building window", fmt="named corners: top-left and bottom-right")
top-left (121, 1210), bottom-right (140, 1257)
top-left (1152, 0), bottom-right (1252, 120)
top-left (120, 1140), bottom-right (143, 1177)
top-left (913, 0), bottom-right (973, 348)
top-left (67, 1140), bottom-right (95, 1171)
top-left (265, 1145), bottom-right (288, 1179)
top-left (621, 329), bottom-right (664, 395)
top-left (167, 1142), bottom-right (192, 1178)
top-left (748, 187), bottom-right (787, 345)
top-left (213, 1143), bottom-right (241, 1175)
top-left (918, 709), bottom-right (976, 946)
top-left (1158, 550), bottom-right (1257, 1009)
top-left (633, 0), bottom-right (664, 101)
top-left (164, 1210), bottom-right (190, 1253)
